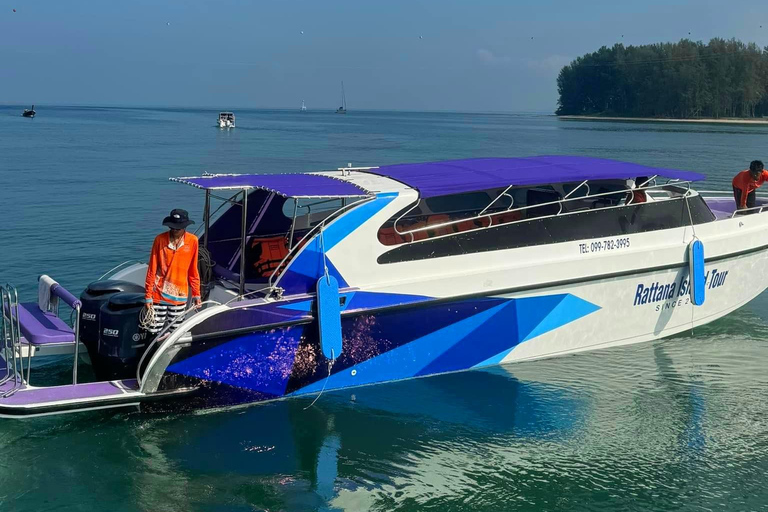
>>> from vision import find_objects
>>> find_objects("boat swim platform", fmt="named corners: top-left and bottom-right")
top-left (0, 363), bottom-right (197, 417)
top-left (0, 362), bottom-right (141, 417)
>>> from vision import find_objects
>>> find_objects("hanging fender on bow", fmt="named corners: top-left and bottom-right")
top-left (317, 274), bottom-right (342, 359)
top-left (688, 239), bottom-right (705, 306)
top-left (316, 228), bottom-right (343, 360)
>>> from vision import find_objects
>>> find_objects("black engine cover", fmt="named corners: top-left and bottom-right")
top-left (96, 292), bottom-right (150, 380)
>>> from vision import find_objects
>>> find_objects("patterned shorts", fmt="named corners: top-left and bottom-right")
top-left (149, 303), bottom-right (187, 334)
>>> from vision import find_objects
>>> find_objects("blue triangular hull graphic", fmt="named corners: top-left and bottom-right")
top-left (293, 293), bottom-right (600, 395)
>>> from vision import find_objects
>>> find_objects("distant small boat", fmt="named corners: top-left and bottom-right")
top-left (300, 100), bottom-right (307, 112)
top-left (217, 112), bottom-right (235, 129)
top-left (336, 82), bottom-right (347, 114)
top-left (22, 105), bottom-right (35, 118)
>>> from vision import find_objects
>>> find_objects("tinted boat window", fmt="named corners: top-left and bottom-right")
top-left (377, 187), bottom-right (562, 246)
top-left (377, 195), bottom-right (716, 264)
top-left (425, 192), bottom-right (493, 214)
top-left (526, 186), bottom-right (561, 218)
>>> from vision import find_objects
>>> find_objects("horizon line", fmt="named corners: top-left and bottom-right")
top-left (0, 103), bottom-right (556, 116)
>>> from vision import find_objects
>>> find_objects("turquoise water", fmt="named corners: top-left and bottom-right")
top-left (3, 106), bottom-right (768, 511)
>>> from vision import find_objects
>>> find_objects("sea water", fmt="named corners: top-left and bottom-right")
top-left (2, 106), bottom-right (768, 511)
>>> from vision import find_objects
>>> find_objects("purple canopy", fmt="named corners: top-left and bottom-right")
top-left (171, 173), bottom-right (370, 198)
top-left (367, 156), bottom-right (705, 198)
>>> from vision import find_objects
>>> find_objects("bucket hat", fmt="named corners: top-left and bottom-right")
top-left (162, 208), bottom-right (195, 229)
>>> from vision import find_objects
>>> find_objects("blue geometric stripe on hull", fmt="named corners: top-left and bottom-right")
top-left (162, 292), bottom-right (600, 403)
top-left (291, 293), bottom-right (600, 395)
top-left (167, 325), bottom-right (305, 396)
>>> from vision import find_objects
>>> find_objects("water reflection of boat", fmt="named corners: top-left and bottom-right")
top-left (159, 365), bottom-right (587, 477)
top-left (3, 156), bottom-right (768, 417)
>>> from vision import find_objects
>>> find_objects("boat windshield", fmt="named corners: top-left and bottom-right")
top-left (204, 190), bottom-right (363, 288)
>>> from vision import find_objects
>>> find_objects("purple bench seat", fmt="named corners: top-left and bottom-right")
top-left (15, 303), bottom-right (75, 345)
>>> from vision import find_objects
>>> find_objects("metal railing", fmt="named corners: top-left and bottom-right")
top-left (391, 180), bottom-right (693, 242)
top-left (696, 190), bottom-right (768, 218)
top-left (269, 195), bottom-right (375, 292)
top-left (0, 280), bottom-right (83, 395)
top-left (1, 284), bottom-right (24, 397)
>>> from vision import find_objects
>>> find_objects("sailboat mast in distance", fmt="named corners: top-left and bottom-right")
top-left (336, 81), bottom-right (347, 114)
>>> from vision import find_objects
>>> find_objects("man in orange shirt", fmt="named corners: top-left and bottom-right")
top-left (733, 160), bottom-right (768, 211)
top-left (144, 209), bottom-right (201, 336)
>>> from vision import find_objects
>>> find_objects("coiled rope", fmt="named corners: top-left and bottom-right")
top-left (198, 245), bottom-right (215, 299)
top-left (138, 304), bottom-right (156, 331)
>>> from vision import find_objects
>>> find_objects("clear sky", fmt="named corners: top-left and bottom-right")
top-left (2, 0), bottom-right (766, 112)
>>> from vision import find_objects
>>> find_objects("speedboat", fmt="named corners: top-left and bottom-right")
top-left (217, 112), bottom-right (235, 128)
top-left (2, 156), bottom-right (767, 417)
top-left (22, 105), bottom-right (35, 118)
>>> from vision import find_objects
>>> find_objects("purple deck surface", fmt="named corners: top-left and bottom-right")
top-left (369, 156), bottom-right (706, 198)
top-left (171, 173), bottom-right (370, 198)
top-left (704, 197), bottom-right (737, 219)
top-left (0, 379), bottom-right (139, 406)
top-left (703, 196), bottom-right (768, 219)
top-left (190, 302), bottom-right (312, 337)
top-left (16, 302), bottom-right (75, 345)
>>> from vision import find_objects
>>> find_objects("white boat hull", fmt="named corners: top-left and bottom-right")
top-left (134, 200), bottom-right (768, 406)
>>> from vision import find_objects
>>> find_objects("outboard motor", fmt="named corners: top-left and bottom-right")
top-left (97, 292), bottom-right (150, 380)
top-left (79, 280), bottom-right (144, 368)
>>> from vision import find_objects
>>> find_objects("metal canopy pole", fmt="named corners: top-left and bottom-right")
top-left (72, 306), bottom-right (80, 385)
top-left (288, 198), bottom-right (298, 251)
top-left (239, 189), bottom-right (248, 298)
top-left (203, 190), bottom-right (211, 251)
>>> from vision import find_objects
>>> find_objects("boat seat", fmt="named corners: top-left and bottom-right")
top-left (454, 219), bottom-right (479, 233)
top-left (15, 303), bottom-right (75, 345)
top-left (425, 215), bottom-right (455, 237)
top-left (378, 227), bottom-right (406, 246)
top-left (405, 221), bottom-right (429, 241)
top-left (467, 215), bottom-right (490, 228)
top-left (493, 211), bottom-right (523, 225)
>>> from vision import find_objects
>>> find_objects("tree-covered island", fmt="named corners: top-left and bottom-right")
top-left (556, 38), bottom-right (768, 119)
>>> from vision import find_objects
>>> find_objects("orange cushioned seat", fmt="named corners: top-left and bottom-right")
top-left (454, 218), bottom-right (479, 233)
top-left (493, 211), bottom-right (523, 225)
top-left (425, 215), bottom-right (455, 237)
top-left (378, 227), bottom-right (406, 246)
top-left (405, 221), bottom-right (429, 241)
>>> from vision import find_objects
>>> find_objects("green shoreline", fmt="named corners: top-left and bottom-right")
top-left (558, 115), bottom-right (768, 125)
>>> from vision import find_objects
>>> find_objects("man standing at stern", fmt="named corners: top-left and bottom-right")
top-left (733, 160), bottom-right (768, 211)
top-left (144, 208), bottom-right (201, 336)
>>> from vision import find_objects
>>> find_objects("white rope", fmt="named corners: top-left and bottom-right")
top-left (138, 304), bottom-right (156, 331)
top-left (303, 348), bottom-right (335, 410)
top-left (320, 228), bottom-right (330, 284)
top-left (684, 192), bottom-right (698, 240)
